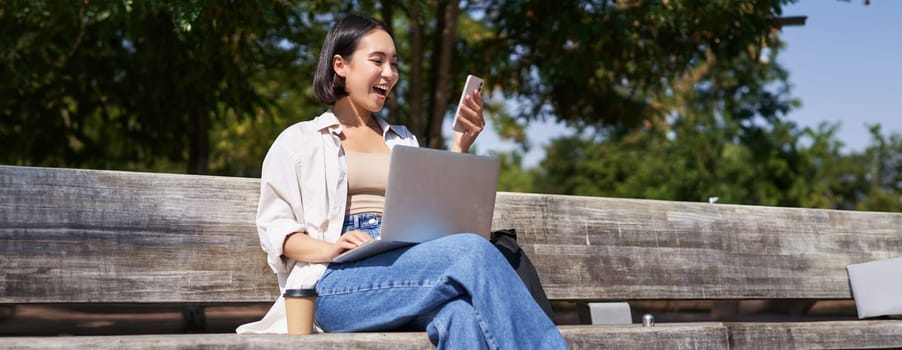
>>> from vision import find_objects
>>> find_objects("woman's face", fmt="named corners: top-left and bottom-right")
top-left (334, 29), bottom-right (399, 113)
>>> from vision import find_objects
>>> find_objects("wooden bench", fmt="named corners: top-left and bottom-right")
top-left (2, 165), bottom-right (901, 349)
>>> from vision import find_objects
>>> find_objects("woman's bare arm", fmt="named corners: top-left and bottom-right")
top-left (282, 230), bottom-right (374, 263)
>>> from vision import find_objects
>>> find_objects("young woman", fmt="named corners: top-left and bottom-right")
top-left (237, 14), bottom-right (569, 349)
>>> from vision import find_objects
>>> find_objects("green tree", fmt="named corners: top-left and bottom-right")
top-left (841, 125), bottom-right (902, 212)
top-left (476, 0), bottom-right (793, 130)
top-left (531, 8), bottom-right (814, 206)
top-left (1, 1), bottom-right (310, 174)
top-left (0, 1), bottom-right (514, 173)
top-left (3, 1), bottom-right (802, 176)
top-left (493, 150), bottom-right (536, 193)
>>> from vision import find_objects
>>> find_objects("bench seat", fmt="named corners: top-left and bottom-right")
top-left (4, 321), bottom-right (901, 350)
top-left (1, 324), bottom-right (728, 349)
top-left (727, 320), bottom-right (902, 350)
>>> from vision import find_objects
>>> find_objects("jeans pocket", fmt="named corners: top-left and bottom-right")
top-left (361, 224), bottom-right (381, 239)
top-left (358, 220), bottom-right (379, 230)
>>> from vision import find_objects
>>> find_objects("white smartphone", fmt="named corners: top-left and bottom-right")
top-left (452, 74), bottom-right (484, 133)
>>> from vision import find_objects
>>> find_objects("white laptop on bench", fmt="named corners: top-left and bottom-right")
top-left (332, 146), bottom-right (500, 263)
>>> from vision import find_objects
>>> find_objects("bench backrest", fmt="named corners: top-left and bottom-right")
top-left (2, 165), bottom-right (901, 304)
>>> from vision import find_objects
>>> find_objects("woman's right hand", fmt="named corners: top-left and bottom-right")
top-left (330, 230), bottom-right (374, 256)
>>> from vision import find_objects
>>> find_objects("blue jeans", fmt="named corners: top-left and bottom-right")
top-left (315, 213), bottom-right (569, 350)
top-left (341, 212), bottom-right (383, 239)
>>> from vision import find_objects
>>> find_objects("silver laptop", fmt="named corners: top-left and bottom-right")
top-left (332, 145), bottom-right (500, 263)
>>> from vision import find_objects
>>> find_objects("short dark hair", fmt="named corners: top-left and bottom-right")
top-left (313, 14), bottom-right (393, 105)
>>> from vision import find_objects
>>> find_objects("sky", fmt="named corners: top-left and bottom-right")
top-left (465, 0), bottom-right (902, 168)
top-left (778, 0), bottom-right (902, 150)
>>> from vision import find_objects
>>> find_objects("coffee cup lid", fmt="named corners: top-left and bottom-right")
top-left (284, 288), bottom-right (317, 297)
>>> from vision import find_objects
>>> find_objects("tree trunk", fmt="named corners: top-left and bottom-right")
top-left (188, 111), bottom-right (209, 175)
top-left (425, 0), bottom-right (458, 149)
top-left (380, 3), bottom-right (400, 123)
top-left (407, 3), bottom-right (425, 137)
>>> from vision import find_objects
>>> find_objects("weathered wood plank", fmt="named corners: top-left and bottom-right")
top-left (0, 324), bottom-right (730, 350)
top-left (0, 332), bottom-right (432, 350)
top-left (728, 320), bottom-right (902, 349)
top-left (495, 192), bottom-right (902, 300)
top-left (562, 323), bottom-right (728, 350)
top-left (4, 322), bottom-right (899, 349)
top-left (3, 165), bottom-right (902, 303)
top-left (1, 166), bottom-right (271, 303)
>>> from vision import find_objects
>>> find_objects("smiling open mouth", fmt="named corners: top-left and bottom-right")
top-left (373, 84), bottom-right (389, 97)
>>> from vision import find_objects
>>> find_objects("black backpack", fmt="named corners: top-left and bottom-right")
top-left (490, 229), bottom-right (554, 319)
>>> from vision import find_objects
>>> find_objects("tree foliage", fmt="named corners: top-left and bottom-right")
top-left (1, 0), bottom-right (498, 172)
top-left (476, 0), bottom-right (789, 129)
top-left (833, 125), bottom-right (902, 212)
top-left (534, 120), bottom-right (902, 211)
top-left (1, 0), bottom-right (310, 173)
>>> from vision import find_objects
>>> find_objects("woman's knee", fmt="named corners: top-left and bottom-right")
top-left (410, 234), bottom-right (505, 269)
top-left (433, 233), bottom-right (505, 264)
top-left (441, 233), bottom-right (495, 252)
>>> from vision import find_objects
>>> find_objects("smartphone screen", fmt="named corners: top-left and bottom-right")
top-left (452, 75), bottom-right (484, 133)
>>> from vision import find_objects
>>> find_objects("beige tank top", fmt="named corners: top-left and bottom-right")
top-left (344, 151), bottom-right (391, 215)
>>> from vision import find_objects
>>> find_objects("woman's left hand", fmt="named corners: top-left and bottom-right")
top-left (451, 91), bottom-right (485, 153)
